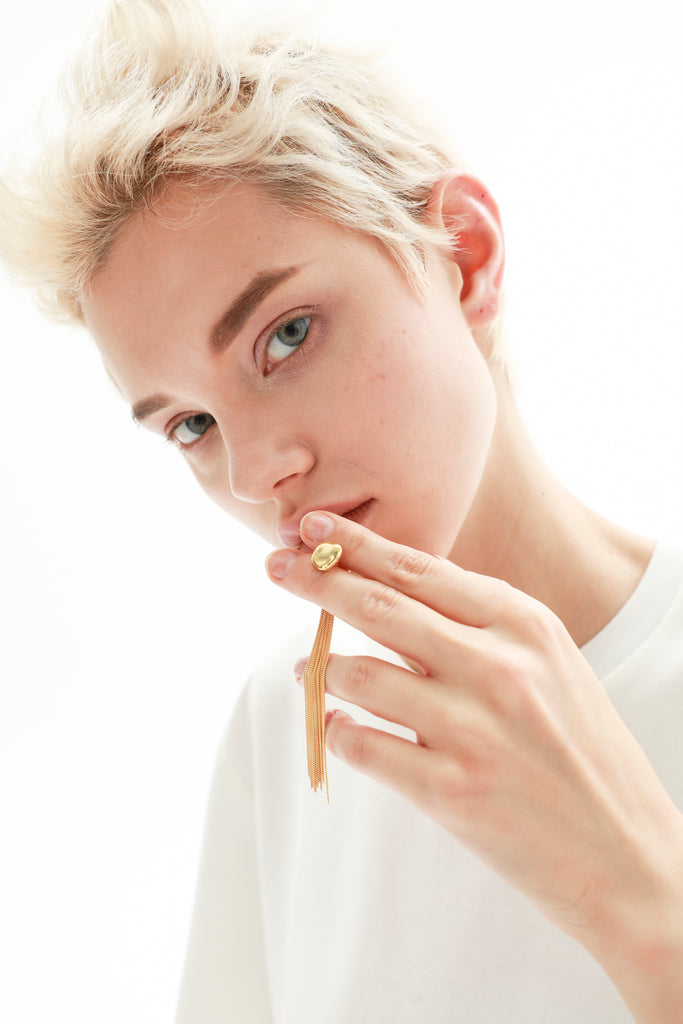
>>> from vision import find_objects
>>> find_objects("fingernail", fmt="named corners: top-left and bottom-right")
top-left (293, 656), bottom-right (307, 683)
top-left (301, 511), bottom-right (334, 543)
top-left (325, 709), bottom-right (348, 734)
top-left (266, 549), bottom-right (298, 580)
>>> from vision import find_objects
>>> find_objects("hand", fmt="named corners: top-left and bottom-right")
top-left (266, 512), bottom-right (683, 1017)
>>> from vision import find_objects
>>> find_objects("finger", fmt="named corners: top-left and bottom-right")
top-left (325, 709), bottom-right (464, 818)
top-left (267, 542), bottom-right (473, 676)
top-left (318, 654), bottom-right (447, 741)
top-left (299, 511), bottom-right (515, 628)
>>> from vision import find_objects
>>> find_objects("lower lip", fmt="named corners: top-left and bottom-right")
top-left (343, 499), bottom-right (374, 526)
top-left (279, 500), bottom-right (375, 548)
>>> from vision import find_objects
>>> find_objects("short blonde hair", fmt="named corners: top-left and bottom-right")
top-left (0, 0), bottom-right (504, 358)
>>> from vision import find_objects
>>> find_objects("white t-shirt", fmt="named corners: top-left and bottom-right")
top-left (175, 542), bottom-right (683, 1024)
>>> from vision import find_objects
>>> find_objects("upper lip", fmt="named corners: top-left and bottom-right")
top-left (277, 498), bottom-right (371, 548)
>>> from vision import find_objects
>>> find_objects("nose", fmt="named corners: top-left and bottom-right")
top-left (221, 414), bottom-right (316, 504)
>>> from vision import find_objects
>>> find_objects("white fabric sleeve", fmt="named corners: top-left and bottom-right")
top-left (175, 686), bottom-right (273, 1024)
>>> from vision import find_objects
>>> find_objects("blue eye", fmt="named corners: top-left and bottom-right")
top-left (171, 412), bottom-right (216, 448)
top-left (266, 316), bottom-right (311, 365)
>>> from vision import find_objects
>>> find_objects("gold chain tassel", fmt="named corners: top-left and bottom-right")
top-left (304, 608), bottom-right (334, 799)
top-left (304, 543), bottom-right (343, 800)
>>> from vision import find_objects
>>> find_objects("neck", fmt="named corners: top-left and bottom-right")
top-left (449, 374), bottom-right (655, 648)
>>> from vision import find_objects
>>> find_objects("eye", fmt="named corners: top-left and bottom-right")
top-left (265, 316), bottom-right (311, 366)
top-left (170, 412), bottom-right (216, 448)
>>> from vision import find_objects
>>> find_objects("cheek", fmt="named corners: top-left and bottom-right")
top-left (343, 321), bottom-right (493, 461)
top-left (356, 317), bottom-right (497, 536)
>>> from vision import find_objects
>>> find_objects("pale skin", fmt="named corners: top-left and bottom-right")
top-left (84, 172), bottom-right (683, 1022)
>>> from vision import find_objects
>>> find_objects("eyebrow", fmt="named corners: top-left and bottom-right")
top-left (131, 264), bottom-right (303, 424)
top-left (131, 394), bottom-right (172, 424)
top-left (209, 265), bottom-right (302, 355)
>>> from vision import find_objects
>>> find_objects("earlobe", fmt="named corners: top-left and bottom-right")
top-left (426, 170), bottom-right (505, 331)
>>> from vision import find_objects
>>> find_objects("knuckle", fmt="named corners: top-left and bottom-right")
top-left (432, 761), bottom-right (477, 810)
top-left (484, 574), bottom-right (519, 617)
top-left (344, 657), bottom-right (374, 697)
top-left (429, 753), bottom-right (494, 824)
top-left (490, 650), bottom-right (526, 687)
top-left (341, 726), bottom-right (372, 769)
top-left (359, 582), bottom-right (401, 620)
top-left (493, 579), bottom-right (567, 653)
top-left (388, 547), bottom-right (437, 587)
top-left (513, 596), bottom-right (565, 650)
top-left (483, 650), bottom-right (533, 715)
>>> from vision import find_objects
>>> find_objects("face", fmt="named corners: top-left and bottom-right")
top-left (84, 180), bottom-right (498, 557)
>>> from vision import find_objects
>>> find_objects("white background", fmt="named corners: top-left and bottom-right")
top-left (1, 0), bottom-right (682, 1020)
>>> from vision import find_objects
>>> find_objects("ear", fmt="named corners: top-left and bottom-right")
top-left (425, 170), bottom-right (505, 331)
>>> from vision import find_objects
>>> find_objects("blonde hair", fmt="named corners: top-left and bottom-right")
top-left (0, 0), bottom-right (504, 358)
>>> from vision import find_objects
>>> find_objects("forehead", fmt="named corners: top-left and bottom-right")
top-left (83, 180), bottom-right (355, 390)
top-left (92, 179), bottom-right (311, 308)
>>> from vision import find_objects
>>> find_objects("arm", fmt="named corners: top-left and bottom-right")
top-left (268, 512), bottom-right (683, 1024)
top-left (175, 687), bottom-right (273, 1024)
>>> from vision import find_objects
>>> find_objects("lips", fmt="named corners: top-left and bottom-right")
top-left (342, 499), bottom-right (373, 525)
top-left (277, 498), bottom-right (374, 548)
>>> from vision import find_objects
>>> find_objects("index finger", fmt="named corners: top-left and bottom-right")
top-left (299, 511), bottom-right (513, 629)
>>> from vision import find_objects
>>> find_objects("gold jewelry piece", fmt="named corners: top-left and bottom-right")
top-left (311, 542), bottom-right (342, 571)
top-left (305, 543), bottom-right (342, 799)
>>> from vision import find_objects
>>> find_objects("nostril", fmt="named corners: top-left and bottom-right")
top-left (225, 430), bottom-right (315, 502)
top-left (274, 471), bottom-right (302, 490)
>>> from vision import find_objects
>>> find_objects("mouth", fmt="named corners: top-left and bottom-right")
top-left (342, 498), bottom-right (374, 525)
top-left (277, 498), bottom-right (374, 549)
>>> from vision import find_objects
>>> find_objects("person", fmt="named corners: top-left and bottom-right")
top-left (2, 1), bottom-right (683, 1021)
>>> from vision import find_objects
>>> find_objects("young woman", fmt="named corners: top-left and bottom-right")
top-left (2, 1), bottom-right (683, 1021)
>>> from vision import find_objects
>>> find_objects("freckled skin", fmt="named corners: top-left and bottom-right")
top-left (79, 176), bottom-right (683, 1021)
top-left (83, 180), bottom-right (498, 558)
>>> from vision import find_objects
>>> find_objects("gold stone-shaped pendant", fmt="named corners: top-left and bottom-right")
top-left (311, 543), bottom-right (343, 571)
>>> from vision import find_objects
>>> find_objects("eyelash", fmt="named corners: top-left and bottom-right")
top-left (165, 309), bottom-right (317, 452)
top-left (260, 308), bottom-right (315, 375)
top-left (165, 412), bottom-right (216, 451)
